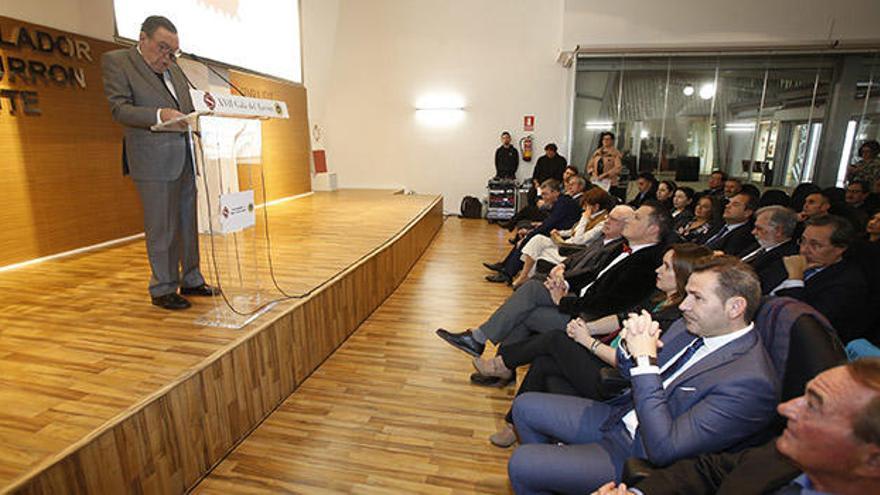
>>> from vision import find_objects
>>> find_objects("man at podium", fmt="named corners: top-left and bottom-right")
top-left (102, 15), bottom-right (219, 310)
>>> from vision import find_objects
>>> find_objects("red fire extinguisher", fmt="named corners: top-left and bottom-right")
top-left (519, 135), bottom-right (533, 162)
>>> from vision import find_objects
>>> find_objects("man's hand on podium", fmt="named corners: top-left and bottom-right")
top-left (160, 108), bottom-right (185, 122)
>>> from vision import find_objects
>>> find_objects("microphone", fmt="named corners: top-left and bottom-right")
top-left (183, 51), bottom-right (247, 97)
top-left (172, 57), bottom-right (198, 90)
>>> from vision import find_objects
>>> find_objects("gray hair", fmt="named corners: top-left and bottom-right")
top-left (141, 16), bottom-right (177, 36)
top-left (755, 205), bottom-right (798, 238)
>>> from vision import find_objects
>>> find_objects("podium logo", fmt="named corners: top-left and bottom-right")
top-left (203, 92), bottom-right (216, 111)
top-left (221, 206), bottom-right (230, 218)
top-left (274, 102), bottom-right (282, 115)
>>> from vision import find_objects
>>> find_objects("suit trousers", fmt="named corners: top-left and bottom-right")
top-left (475, 279), bottom-right (572, 345)
top-left (509, 392), bottom-right (633, 494)
top-left (500, 330), bottom-right (608, 423)
top-left (133, 154), bottom-right (205, 297)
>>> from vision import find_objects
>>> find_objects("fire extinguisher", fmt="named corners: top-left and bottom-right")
top-left (519, 135), bottom-right (533, 162)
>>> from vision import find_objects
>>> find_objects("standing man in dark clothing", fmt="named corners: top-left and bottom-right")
top-left (531, 143), bottom-right (568, 185)
top-left (494, 131), bottom-right (519, 179)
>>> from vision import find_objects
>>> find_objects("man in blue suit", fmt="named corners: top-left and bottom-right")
top-left (508, 256), bottom-right (779, 494)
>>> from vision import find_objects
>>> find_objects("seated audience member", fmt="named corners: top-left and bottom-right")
top-left (484, 179), bottom-right (581, 284)
top-left (702, 191), bottom-right (759, 256)
top-left (563, 165), bottom-right (579, 184)
top-left (586, 131), bottom-right (623, 193)
top-left (563, 174), bottom-right (587, 201)
top-left (494, 131), bottom-right (519, 180)
top-left (513, 188), bottom-right (615, 287)
top-left (508, 174), bottom-right (588, 236)
top-left (723, 177), bottom-right (743, 200)
top-left (773, 214), bottom-right (869, 343)
top-left (798, 191), bottom-right (831, 222)
top-left (742, 206), bottom-right (800, 294)
top-left (670, 186), bottom-right (695, 232)
top-left (593, 359), bottom-right (880, 495)
top-left (867, 211), bottom-right (880, 243)
top-left (701, 169), bottom-right (727, 200)
top-left (628, 172), bottom-right (658, 208)
top-left (847, 211), bottom-right (880, 344)
top-left (655, 180), bottom-right (676, 212)
top-left (790, 183), bottom-right (821, 215)
top-left (846, 179), bottom-right (874, 229)
top-left (473, 243), bottom-right (712, 447)
top-left (677, 195), bottom-right (719, 242)
top-left (507, 256), bottom-right (779, 494)
top-left (438, 202), bottom-right (668, 354)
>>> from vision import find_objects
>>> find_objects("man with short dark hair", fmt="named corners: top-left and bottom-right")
top-left (508, 256), bottom-right (779, 494)
top-left (774, 214), bottom-right (869, 343)
top-left (846, 179), bottom-right (875, 229)
top-left (102, 15), bottom-right (219, 310)
top-left (723, 177), bottom-right (743, 199)
top-left (494, 131), bottom-right (519, 179)
top-left (702, 191), bottom-right (758, 256)
top-left (798, 191), bottom-right (831, 222)
top-left (742, 205), bottom-right (800, 294)
top-left (532, 143), bottom-right (568, 185)
top-left (628, 172), bottom-right (657, 208)
top-left (702, 170), bottom-right (727, 199)
top-left (594, 359), bottom-right (880, 495)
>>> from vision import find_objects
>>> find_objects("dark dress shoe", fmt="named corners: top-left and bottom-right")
top-left (152, 293), bottom-right (192, 310)
top-left (435, 328), bottom-right (485, 357)
top-left (482, 261), bottom-right (504, 272)
top-left (180, 284), bottom-right (221, 297)
top-left (485, 272), bottom-right (511, 284)
top-left (508, 237), bottom-right (517, 245)
top-left (470, 372), bottom-right (514, 388)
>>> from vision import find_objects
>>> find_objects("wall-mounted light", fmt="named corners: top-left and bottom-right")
top-left (415, 93), bottom-right (465, 127)
top-left (699, 83), bottom-right (716, 100)
top-left (724, 122), bottom-right (755, 133)
top-left (682, 84), bottom-right (695, 96)
top-left (640, 130), bottom-right (650, 139)
top-left (585, 121), bottom-right (613, 130)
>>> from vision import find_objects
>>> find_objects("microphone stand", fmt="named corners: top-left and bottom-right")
top-left (183, 52), bottom-right (248, 97)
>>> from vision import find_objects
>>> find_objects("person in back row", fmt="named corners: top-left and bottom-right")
top-left (741, 205), bottom-right (800, 294)
top-left (494, 131), bottom-right (519, 180)
top-left (508, 256), bottom-right (779, 494)
top-left (702, 191), bottom-right (758, 256)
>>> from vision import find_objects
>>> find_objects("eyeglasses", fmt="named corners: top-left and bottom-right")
top-left (152, 37), bottom-right (182, 59)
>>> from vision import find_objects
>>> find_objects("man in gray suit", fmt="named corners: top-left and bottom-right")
top-left (102, 16), bottom-right (218, 310)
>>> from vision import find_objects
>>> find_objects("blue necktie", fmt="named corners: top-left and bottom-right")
top-left (705, 225), bottom-right (730, 247)
top-left (601, 337), bottom-right (705, 431)
top-left (803, 267), bottom-right (821, 281)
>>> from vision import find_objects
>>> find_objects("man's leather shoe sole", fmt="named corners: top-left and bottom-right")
top-left (152, 293), bottom-right (191, 310)
top-left (435, 328), bottom-right (484, 357)
top-left (180, 284), bottom-right (221, 297)
top-left (469, 372), bottom-right (514, 388)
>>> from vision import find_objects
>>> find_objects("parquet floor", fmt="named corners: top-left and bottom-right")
top-left (194, 217), bottom-right (519, 494)
top-left (0, 190), bottom-right (439, 491)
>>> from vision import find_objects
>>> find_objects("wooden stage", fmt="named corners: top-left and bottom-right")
top-left (0, 190), bottom-right (444, 494)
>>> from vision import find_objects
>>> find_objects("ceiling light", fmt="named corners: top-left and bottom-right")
top-left (699, 83), bottom-right (716, 100)
top-left (585, 121), bottom-right (613, 130)
top-left (682, 84), bottom-right (695, 96)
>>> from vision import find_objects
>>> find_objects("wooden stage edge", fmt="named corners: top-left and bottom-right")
top-left (7, 195), bottom-right (444, 495)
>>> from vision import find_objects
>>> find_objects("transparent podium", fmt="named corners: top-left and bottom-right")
top-left (153, 90), bottom-right (290, 328)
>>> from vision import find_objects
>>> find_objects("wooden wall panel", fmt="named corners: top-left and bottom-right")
top-left (0, 16), bottom-right (312, 267)
top-left (0, 16), bottom-right (140, 267)
top-left (9, 197), bottom-right (442, 495)
top-left (228, 71), bottom-right (312, 202)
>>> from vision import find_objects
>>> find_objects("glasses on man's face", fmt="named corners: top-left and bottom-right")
top-left (153, 38), bottom-right (182, 59)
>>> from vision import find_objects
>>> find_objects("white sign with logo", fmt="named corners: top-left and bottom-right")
top-left (190, 89), bottom-right (289, 119)
top-left (218, 190), bottom-right (256, 234)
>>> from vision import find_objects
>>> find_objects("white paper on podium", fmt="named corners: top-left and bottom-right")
top-left (218, 190), bottom-right (256, 234)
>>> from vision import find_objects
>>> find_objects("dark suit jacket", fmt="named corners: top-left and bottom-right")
top-left (776, 259), bottom-right (869, 343)
top-left (628, 188), bottom-right (657, 208)
top-left (632, 441), bottom-right (800, 495)
top-left (563, 237), bottom-right (626, 295)
top-left (746, 240), bottom-right (800, 295)
top-left (559, 243), bottom-right (665, 319)
top-left (615, 319), bottom-right (779, 466)
top-left (531, 194), bottom-right (582, 237)
top-left (705, 221), bottom-right (758, 257)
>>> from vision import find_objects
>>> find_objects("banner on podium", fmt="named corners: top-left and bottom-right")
top-left (218, 190), bottom-right (256, 233)
top-left (190, 89), bottom-right (289, 119)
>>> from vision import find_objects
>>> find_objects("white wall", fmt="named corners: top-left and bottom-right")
top-left (301, 0), bottom-right (569, 210)
top-left (563, 0), bottom-right (880, 48)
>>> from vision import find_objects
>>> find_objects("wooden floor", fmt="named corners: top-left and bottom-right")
top-left (0, 190), bottom-right (441, 493)
top-left (194, 217), bottom-right (518, 494)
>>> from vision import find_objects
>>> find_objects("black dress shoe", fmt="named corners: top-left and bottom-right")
top-left (508, 237), bottom-right (517, 245)
top-left (470, 372), bottom-right (514, 388)
top-left (180, 284), bottom-right (221, 297)
top-left (483, 261), bottom-right (504, 272)
top-left (152, 293), bottom-right (192, 310)
top-left (485, 272), bottom-right (511, 284)
top-left (435, 328), bottom-right (485, 357)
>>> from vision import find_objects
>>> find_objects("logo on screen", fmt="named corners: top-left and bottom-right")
top-left (204, 92), bottom-right (216, 111)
